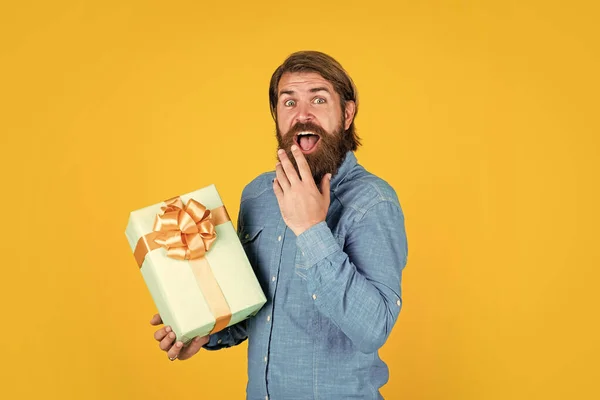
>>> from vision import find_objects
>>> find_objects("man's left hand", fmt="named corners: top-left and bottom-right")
top-left (273, 145), bottom-right (331, 236)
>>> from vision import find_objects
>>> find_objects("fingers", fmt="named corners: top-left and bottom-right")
top-left (154, 322), bottom-right (173, 341)
top-left (158, 327), bottom-right (177, 351)
top-left (275, 162), bottom-right (290, 191)
top-left (273, 178), bottom-right (284, 204)
top-left (277, 149), bottom-right (300, 185)
top-left (320, 173), bottom-right (332, 203)
top-left (150, 313), bottom-right (163, 326)
top-left (178, 335), bottom-right (210, 361)
top-left (150, 316), bottom-right (206, 362)
top-left (166, 340), bottom-right (184, 361)
top-left (290, 145), bottom-right (313, 183)
top-left (168, 335), bottom-right (209, 362)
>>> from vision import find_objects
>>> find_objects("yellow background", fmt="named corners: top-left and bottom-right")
top-left (1, 1), bottom-right (598, 399)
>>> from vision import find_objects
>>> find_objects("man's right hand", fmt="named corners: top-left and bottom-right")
top-left (150, 313), bottom-right (210, 361)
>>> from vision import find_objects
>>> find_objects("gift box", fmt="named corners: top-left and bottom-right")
top-left (125, 184), bottom-right (266, 344)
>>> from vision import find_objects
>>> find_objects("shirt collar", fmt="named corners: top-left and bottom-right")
top-left (330, 151), bottom-right (357, 191)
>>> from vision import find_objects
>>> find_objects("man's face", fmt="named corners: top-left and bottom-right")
top-left (275, 71), bottom-right (355, 183)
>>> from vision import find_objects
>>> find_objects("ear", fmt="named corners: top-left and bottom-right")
top-left (343, 100), bottom-right (356, 131)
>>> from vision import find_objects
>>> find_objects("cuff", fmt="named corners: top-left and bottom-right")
top-left (202, 330), bottom-right (230, 351)
top-left (296, 221), bottom-right (340, 268)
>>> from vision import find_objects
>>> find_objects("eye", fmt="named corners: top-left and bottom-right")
top-left (284, 99), bottom-right (295, 107)
top-left (313, 97), bottom-right (326, 104)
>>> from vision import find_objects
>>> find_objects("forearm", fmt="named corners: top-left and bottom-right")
top-left (296, 205), bottom-right (407, 353)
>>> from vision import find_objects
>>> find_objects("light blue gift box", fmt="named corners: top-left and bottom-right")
top-left (125, 184), bottom-right (266, 344)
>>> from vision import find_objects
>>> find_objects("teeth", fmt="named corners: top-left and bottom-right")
top-left (298, 132), bottom-right (315, 136)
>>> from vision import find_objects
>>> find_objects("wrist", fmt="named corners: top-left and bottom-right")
top-left (293, 220), bottom-right (324, 236)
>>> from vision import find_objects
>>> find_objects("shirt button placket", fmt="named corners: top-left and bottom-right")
top-left (265, 227), bottom-right (284, 399)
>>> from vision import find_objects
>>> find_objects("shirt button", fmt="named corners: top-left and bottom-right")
top-left (244, 233), bottom-right (249, 239)
top-left (265, 396), bottom-right (269, 400)
top-left (396, 299), bottom-right (401, 306)
top-left (312, 294), bottom-right (317, 300)
top-left (278, 235), bottom-right (282, 241)
top-left (272, 276), bottom-right (276, 282)
top-left (264, 356), bottom-right (268, 362)
top-left (267, 315), bottom-right (271, 322)
top-left (217, 339), bottom-right (222, 344)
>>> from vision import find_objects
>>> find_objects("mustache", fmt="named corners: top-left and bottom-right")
top-left (287, 122), bottom-right (328, 137)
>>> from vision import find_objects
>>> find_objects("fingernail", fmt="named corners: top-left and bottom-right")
top-left (165, 326), bottom-right (171, 333)
top-left (328, 173), bottom-right (332, 180)
top-left (278, 149), bottom-right (285, 154)
top-left (176, 341), bottom-right (183, 348)
top-left (169, 332), bottom-right (175, 339)
top-left (291, 144), bottom-right (298, 151)
top-left (194, 336), bottom-right (200, 342)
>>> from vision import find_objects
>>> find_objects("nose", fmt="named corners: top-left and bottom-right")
top-left (295, 102), bottom-right (314, 124)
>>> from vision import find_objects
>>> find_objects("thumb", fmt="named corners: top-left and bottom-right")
top-left (179, 335), bottom-right (209, 360)
top-left (320, 173), bottom-right (332, 202)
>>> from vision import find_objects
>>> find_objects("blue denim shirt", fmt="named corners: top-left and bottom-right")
top-left (204, 151), bottom-right (408, 399)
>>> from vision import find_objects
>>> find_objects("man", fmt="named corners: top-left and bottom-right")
top-left (150, 51), bottom-right (408, 399)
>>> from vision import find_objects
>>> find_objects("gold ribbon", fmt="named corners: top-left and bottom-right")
top-left (134, 196), bottom-right (232, 335)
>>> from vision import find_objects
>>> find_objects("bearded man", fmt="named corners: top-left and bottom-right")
top-left (150, 51), bottom-right (409, 400)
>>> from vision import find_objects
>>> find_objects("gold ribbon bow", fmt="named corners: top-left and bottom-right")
top-left (153, 197), bottom-right (218, 261)
top-left (134, 196), bottom-right (232, 335)
top-left (134, 197), bottom-right (230, 267)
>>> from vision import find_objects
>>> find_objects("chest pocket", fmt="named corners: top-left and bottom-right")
top-left (239, 225), bottom-right (264, 270)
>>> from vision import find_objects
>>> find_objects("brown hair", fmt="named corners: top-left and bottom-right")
top-left (269, 51), bottom-right (361, 151)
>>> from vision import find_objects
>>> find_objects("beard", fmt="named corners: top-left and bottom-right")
top-left (276, 119), bottom-right (350, 185)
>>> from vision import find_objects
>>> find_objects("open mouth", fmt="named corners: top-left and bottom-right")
top-left (294, 131), bottom-right (321, 154)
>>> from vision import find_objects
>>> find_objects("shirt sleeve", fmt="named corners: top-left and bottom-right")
top-left (295, 200), bottom-right (408, 354)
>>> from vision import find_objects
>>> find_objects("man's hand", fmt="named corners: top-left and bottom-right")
top-left (273, 145), bottom-right (331, 236)
top-left (150, 313), bottom-right (209, 361)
